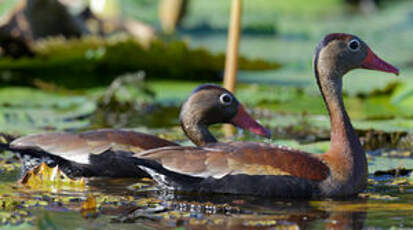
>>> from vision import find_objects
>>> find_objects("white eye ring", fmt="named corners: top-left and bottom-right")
top-left (219, 93), bottom-right (233, 105)
top-left (348, 39), bottom-right (360, 52)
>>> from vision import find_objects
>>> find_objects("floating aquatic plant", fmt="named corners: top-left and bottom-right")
top-left (0, 36), bottom-right (280, 88)
top-left (19, 163), bottom-right (86, 192)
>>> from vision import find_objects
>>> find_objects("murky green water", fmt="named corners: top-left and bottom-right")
top-left (0, 158), bottom-right (412, 229)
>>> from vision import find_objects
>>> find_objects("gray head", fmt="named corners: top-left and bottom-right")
top-left (180, 84), bottom-right (271, 145)
top-left (314, 33), bottom-right (399, 79)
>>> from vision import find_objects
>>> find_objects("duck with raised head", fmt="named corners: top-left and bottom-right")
top-left (131, 33), bottom-right (399, 198)
top-left (1, 84), bottom-right (270, 178)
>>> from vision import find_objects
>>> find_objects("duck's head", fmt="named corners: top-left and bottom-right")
top-left (314, 33), bottom-right (399, 78)
top-left (180, 84), bottom-right (271, 144)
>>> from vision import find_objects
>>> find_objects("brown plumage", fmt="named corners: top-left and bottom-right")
top-left (138, 142), bottom-right (329, 181)
top-left (10, 129), bottom-right (178, 164)
top-left (133, 33), bottom-right (399, 198)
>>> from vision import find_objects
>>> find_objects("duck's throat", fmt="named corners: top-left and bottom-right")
top-left (316, 71), bottom-right (363, 155)
top-left (180, 119), bottom-right (217, 146)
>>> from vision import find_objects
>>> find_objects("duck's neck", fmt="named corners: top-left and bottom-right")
top-left (316, 69), bottom-right (367, 184)
top-left (180, 112), bottom-right (217, 146)
top-left (318, 73), bottom-right (355, 148)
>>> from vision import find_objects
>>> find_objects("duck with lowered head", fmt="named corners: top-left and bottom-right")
top-left (2, 84), bottom-right (270, 178)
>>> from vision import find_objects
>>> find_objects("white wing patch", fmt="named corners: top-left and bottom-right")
top-left (58, 153), bottom-right (91, 164)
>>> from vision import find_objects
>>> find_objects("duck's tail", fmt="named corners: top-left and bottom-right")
top-left (0, 132), bottom-right (17, 151)
top-left (0, 133), bottom-right (48, 175)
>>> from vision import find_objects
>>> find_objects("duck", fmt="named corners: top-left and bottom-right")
top-left (2, 84), bottom-right (270, 178)
top-left (131, 33), bottom-right (399, 198)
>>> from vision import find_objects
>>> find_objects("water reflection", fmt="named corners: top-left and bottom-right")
top-left (87, 178), bottom-right (368, 229)
top-left (5, 173), bottom-right (412, 229)
top-left (158, 193), bottom-right (367, 229)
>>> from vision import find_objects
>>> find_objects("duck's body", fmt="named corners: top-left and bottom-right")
top-left (134, 142), bottom-right (326, 198)
top-left (2, 84), bottom-right (270, 178)
top-left (134, 140), bottom-right (364, 198)
top-left (133, 33), bottom-right (399, 198)
top-left (9, 129), bottom-right (178, 178)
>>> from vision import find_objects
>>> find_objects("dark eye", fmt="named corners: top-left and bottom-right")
top-left (219, 93), bottom-right (233, 105)
top-left (348, 39), bottom-right (360, 52)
